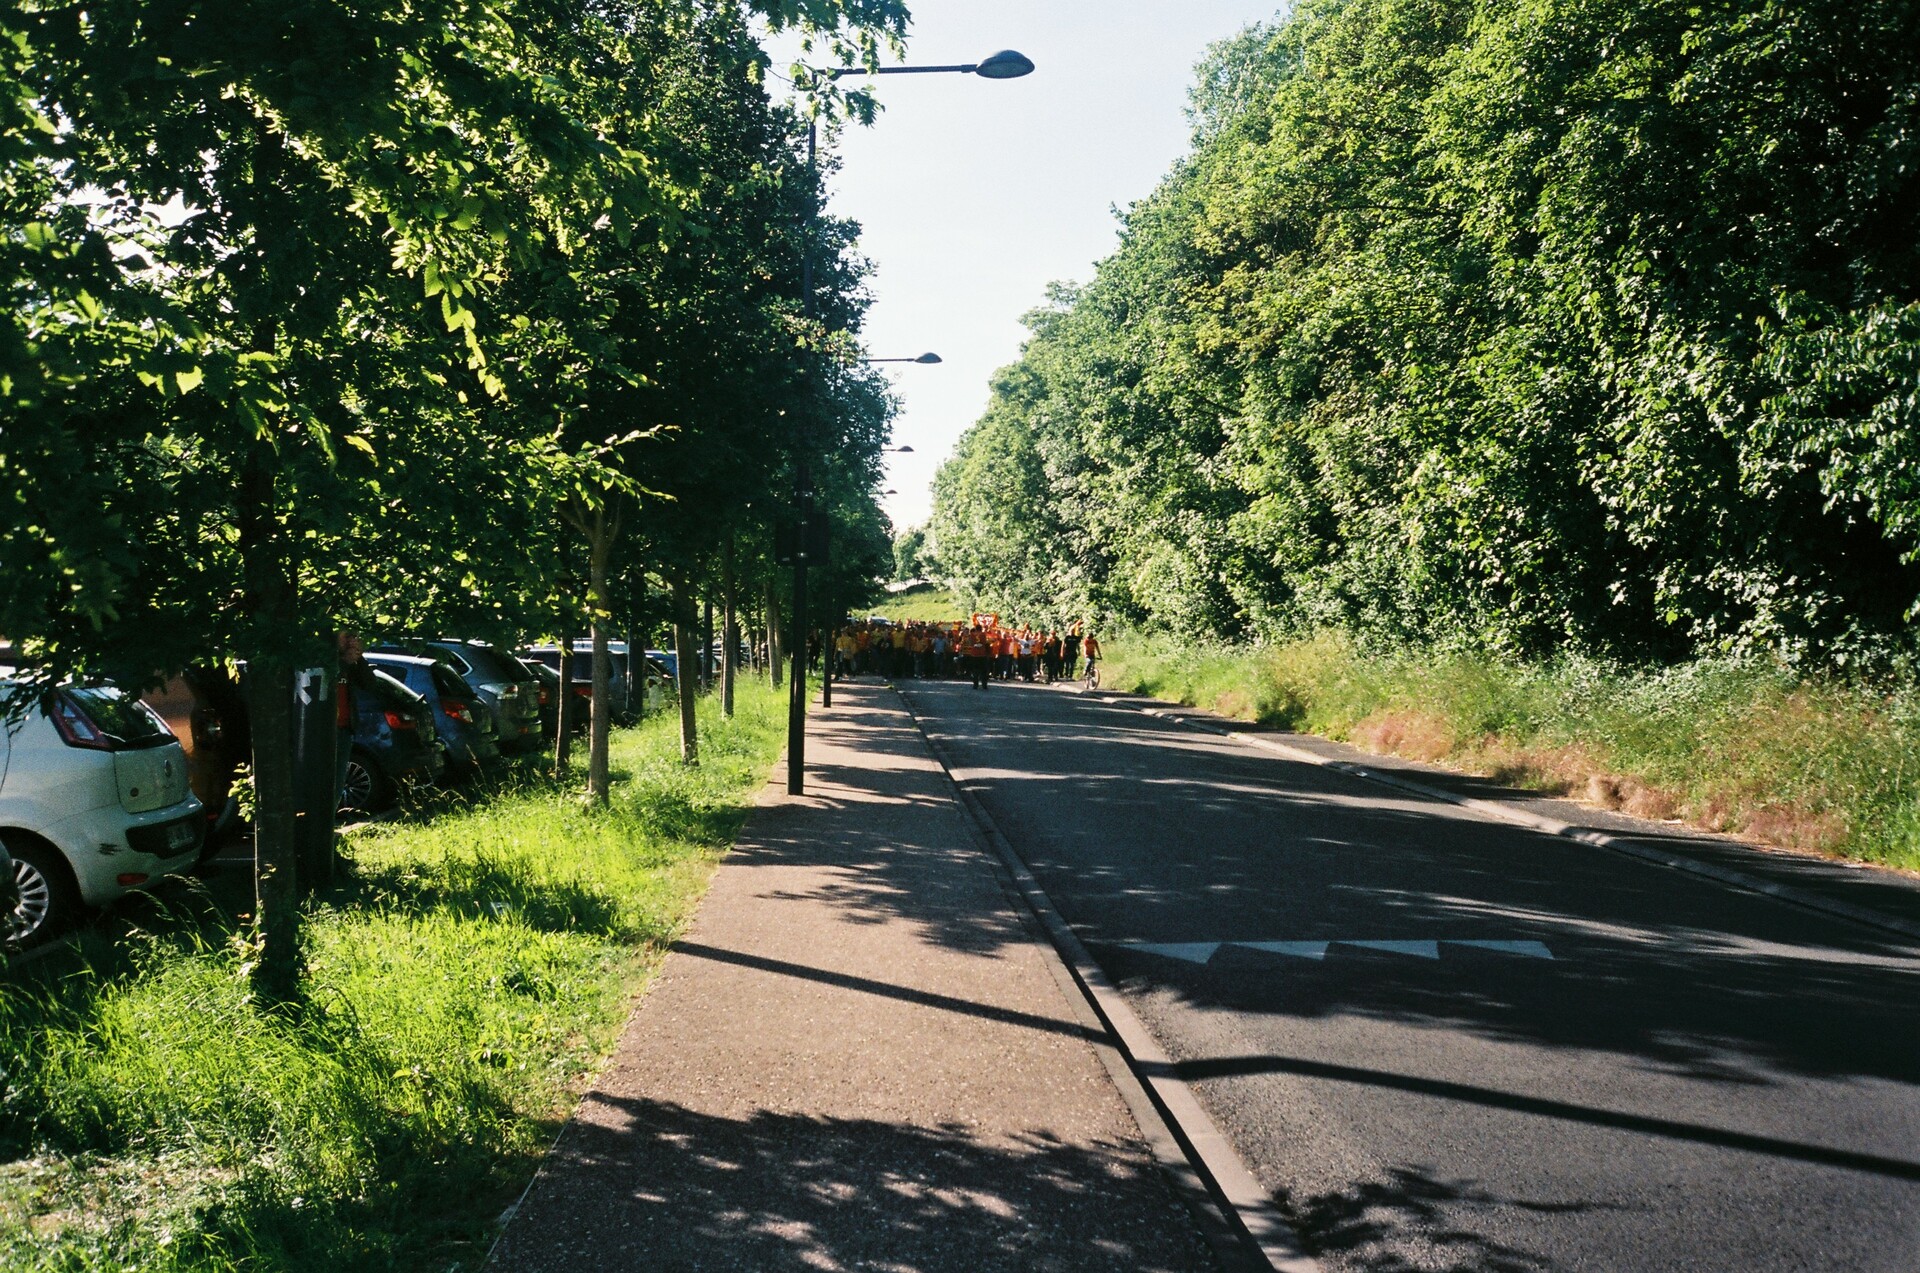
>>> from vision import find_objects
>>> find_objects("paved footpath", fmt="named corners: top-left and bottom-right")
top-left (487, 680), bottom-right (1218, 1273)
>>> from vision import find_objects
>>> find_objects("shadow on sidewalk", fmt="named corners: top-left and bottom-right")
top-left (493, 1094), bottom-right (1209, 1273)
top-left (718, 696), bottom-right (1044, 962)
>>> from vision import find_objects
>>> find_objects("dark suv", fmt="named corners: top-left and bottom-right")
top-left (365, 652), bottom-right (501, 777)
top-left (343, 668), bottom-right (445, 811)
top-left (371, 639), bottom-right (544, 754)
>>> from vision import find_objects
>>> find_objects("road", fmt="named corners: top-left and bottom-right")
top-left (897, 677), bottom-right (1920, 1273)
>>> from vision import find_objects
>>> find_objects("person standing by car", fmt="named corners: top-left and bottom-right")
top-left (335, 631), bottom-right (380, 800)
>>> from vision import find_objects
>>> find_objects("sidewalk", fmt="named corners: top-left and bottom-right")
top-left (487, 680), bottom-right (1217, 1272)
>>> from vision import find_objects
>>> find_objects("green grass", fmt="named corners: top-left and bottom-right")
top-left (861, 584), bottom-right (968, 624)
top-left (0, 683), bottom-right (787, 1271)
top-left (1104, 631), bottom-right (1920, 872)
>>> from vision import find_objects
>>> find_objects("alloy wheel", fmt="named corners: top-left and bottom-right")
top-left (10, 856), bottom-right (52, 945)
top-left (340, 758), bottom-right (375, 810)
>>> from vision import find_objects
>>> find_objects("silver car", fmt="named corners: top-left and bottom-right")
top-left (0, 676), bottom-right (203, 947)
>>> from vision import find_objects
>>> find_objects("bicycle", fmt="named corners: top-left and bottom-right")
top-left (1082, 659), bottom-right (1099, 691)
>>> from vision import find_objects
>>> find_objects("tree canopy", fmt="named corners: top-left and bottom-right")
top-left (930, 0), bottom-right (1920, 670)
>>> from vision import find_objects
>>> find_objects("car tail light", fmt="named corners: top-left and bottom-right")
top-left (383, 709), bottom-right (416, 730)
top-left (50, 693), bottom-right (113, 750)
top-left (538, 687), bottom-right (550, 706)
top-left (117, 873), bottom-right (150, 886)
top-left (571, 684), bottom-right (592, 698)
top-left (444, 700), bottom-right (473, 723)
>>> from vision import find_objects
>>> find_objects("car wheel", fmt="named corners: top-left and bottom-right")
top-left (5, 837), bottom-right (80, 950)
top-left (339, 750), bottom-right (394, 812)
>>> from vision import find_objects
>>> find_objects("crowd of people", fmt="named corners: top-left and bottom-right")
top-left (829, 615), bottom-right (1102, 691)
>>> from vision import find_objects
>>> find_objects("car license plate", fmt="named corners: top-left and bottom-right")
top-left (165, 821), bottom-right (197, 852)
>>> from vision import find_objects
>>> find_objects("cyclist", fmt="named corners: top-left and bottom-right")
top-left (1081, 632), bottom-right (1102, 689)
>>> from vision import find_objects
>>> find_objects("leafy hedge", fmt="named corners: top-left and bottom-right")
top-left (931, 0), bottom-right (1920, 672)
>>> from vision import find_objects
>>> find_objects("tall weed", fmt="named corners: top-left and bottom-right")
top-left (1104, 632), bottom-right (1920, 871)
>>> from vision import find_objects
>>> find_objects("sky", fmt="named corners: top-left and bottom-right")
top-left (769, 1), bottom-right (1284, 531)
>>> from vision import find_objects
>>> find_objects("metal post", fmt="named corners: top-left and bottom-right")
top-left (787, 479), bottom-right (809, 794)
top-left (820, 529), bottom-right (833, 709)
top-left (787, 117), bottom-right (819, 795)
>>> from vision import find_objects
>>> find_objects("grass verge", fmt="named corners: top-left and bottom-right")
top-left (1103, 632), bottom-right (1920, 873)
top-left (0, 682), bottom-right (786, 1271)
top-left (862, 584), bottom-right (968, 624)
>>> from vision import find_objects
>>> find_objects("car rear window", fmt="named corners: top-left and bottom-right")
top-left (437, 642), bottom-right (525, 684)
top-left (430, 664), bottom-right (472, 699)
top-left (365, 668), bottom-right (424, 709)
top-left (61, 686), bottom-right (174, 749)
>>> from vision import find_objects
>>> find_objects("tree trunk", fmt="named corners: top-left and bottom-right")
top-left (628, 572), bottom-right (647, 714)
top-left (722, 529), bottom-right (736, 719)
top-left (672, 573), bottom-right (699, 765)
top-left (246, 662), bottom-right (300, 1001)
top-left (587, 508), bottom-right (613, 805)
top-left (702, 592), bottom-right (714, 689)
top-left (554, 640), bottom-right (575, 777)
top-left (766, 574), bottom-right (783, 690)
top-left (237, 118), bottom-right (301, 1000)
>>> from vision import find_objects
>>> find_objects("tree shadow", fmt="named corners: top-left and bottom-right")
top-left (892, 678), bottom-right (1920, 1091)
top-left (1283, 1165), bottom-right (1609, 1273)
top-left (711, 703), bottom-right (1042, 961)
top-left (489, 1094), bottom-right (1213, 1273)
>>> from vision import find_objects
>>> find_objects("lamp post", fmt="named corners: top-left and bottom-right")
top-left (788, 51), bottom-right (1032, 795)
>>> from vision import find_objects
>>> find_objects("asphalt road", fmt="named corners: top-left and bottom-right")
top-left (898, 676), bottom-right (1920, 1273)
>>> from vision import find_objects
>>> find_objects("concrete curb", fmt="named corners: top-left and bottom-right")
top-left (894, 684), bottom-right (1323, 1273)
top-left (1099, 692), bottom-right (1920, 947)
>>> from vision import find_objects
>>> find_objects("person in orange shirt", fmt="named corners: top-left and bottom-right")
top-left (963, 625), bottom-right (991, 689)
top-left (1081, 631), bottom-right (1103, 688)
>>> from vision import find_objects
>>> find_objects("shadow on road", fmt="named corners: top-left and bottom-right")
top-left (878, 679), bottom-right (1920, 1094)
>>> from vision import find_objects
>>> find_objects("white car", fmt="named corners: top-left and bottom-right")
top-left (0, 676), bottom-right (204, 947)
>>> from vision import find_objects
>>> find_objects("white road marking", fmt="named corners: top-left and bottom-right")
top-left (1451, 939), bottom-right (1555, 959)
top-left (1106, 939), bottom-right (1557, 963)
top-left (1239, 941), bottom-right (1331, 960)
top-left (1124, 941), bottom-right (1222, 964)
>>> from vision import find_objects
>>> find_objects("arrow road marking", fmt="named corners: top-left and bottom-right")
top-left (1450, 939), bottom-right (1554, 959)
top-left (1238, 941), bottom-right (1330, 960)
top-left (1104, 939), bottom-right (1555, 965)
top-left (1121, 942), bottom-right (1223, 964)
top-left (1342, 940), bottom-right (1441, 959)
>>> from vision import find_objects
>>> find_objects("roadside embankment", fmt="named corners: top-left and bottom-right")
top-left (1103, 632), bottom-right (1920, 873)
top-left (0, 685), bottom-right (785, 1272)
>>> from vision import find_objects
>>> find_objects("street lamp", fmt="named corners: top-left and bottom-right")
top-left (788, 52), bottom-right (1032, 795)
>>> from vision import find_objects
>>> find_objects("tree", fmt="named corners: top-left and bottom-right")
top-left (929, 0), bottom-right (1920, 670)
top-left (0, 0), bottom-right (910, 992)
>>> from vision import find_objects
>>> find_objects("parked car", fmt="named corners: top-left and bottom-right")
top-left (370, 639), bottom-right (544, 754)
top-left (522, 642), bottom-right (637, 722)
top-left (522, 660), bottom-right (575, 738)
top-left (0, 675), bottom-right (205, 947)
top-left (364, 653), bottom-right (500, 777)
top-left (142, 665), bottom-right (249, 850)
top-left (342, 668), bottom-right (445, 811)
